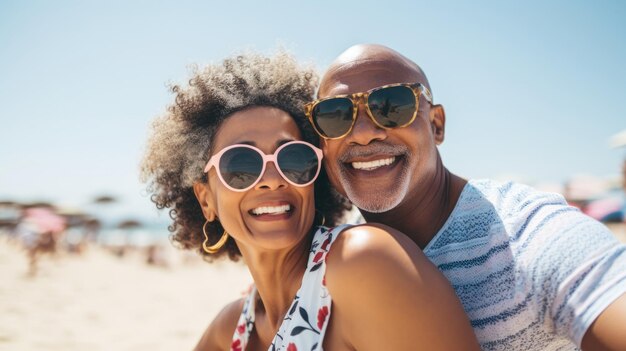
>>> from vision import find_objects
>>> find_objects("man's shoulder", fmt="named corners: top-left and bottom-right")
top-left (426, 179), bottom-right (575, 253)
top-left (461, 179), bottom-right (613, 248)
top-left (463, 179), bottom-right (570, 218)
top-left (468, 178), bottom-right (565, 203)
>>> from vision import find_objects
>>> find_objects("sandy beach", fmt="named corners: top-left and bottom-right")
top-left (0, 240), bottom-right (251, 351)
top-left (1, 224), bottom-right (625, 351)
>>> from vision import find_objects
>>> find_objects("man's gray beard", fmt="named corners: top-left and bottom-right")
top-left (339, 155), bottom-right (410, 213)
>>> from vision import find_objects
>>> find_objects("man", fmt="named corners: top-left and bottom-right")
top-left (305, 44), bottom-right (626, 350)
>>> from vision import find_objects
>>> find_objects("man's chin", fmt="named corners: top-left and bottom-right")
top-left (343, 185), bottom-right (405, 214)
top-left (338, 162), bottom-right (410, 213)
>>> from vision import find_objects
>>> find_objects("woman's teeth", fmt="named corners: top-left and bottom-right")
top-left (351, 157), bottom-right (395, 171)
top-left (251, 205), bottom-right (291, 215)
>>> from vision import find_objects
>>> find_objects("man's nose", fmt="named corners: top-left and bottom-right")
top-left (345, 102), bottom-right (387, 145)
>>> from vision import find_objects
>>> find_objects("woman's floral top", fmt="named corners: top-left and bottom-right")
top-left (230, 225), bottom-right (349, 351)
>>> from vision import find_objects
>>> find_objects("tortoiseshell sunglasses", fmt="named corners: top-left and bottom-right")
top-left (304, 82), bottom-right (433, 139)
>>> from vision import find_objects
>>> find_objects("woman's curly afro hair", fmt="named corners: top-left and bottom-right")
top-left (140, 50), bottom-right (351, 261)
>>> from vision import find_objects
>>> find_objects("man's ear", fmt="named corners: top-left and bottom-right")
top-left (193, 182), bottom-right (217, 222)
top-left (430, 104), bottom-right (446, 145)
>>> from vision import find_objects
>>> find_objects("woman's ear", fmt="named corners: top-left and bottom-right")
top-left (193, 182), bottom-right (217, 221)
top-left (430, 104), bottom-right (446, 145)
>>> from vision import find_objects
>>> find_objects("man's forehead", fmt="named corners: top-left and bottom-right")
top-left (319, 59), bottom-right (424, 98)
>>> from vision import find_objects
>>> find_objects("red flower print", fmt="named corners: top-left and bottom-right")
top-left (317, 305), bottom-right (329, 329)
top-left (287, 343), bottom-right (298, 351)
top-left (236, 323), bottom-right (246, 334)
top-left (313, 251), bottom-right (324, 263)
top-left (321, 237), bottom-right (331, 251)
top-left (322, 275), bottom-right (326, 286)
top-left (231, 339), bottom-right (242, 351)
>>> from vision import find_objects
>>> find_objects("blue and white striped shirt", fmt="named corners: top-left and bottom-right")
top-left (424, 179), bottom-right (626, 350)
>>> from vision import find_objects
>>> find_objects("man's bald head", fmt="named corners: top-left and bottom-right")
top-left (319, 44), bottom-right (431, 98)
top-left (315, 44), bottom-right (448, 215)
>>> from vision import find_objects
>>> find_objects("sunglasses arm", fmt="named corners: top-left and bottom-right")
top-left (420, 85), bottom-right (433, 104)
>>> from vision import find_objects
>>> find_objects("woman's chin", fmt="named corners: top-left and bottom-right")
top-left (247, 229), bottom-right (309, 252)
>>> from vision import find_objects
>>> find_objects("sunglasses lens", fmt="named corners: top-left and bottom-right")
top-left (368, 85), bottom-right (417, 128)
top-left (277, 143), bottom-right (320, 185)
top-left (218, 147), bottom-right (263, 190)
top-left (311, 98), bottom-right (354, 138)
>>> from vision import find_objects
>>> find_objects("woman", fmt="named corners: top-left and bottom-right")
top-left (141, 51), bottom-right (479, 350)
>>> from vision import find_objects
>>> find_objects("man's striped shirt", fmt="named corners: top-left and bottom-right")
top-left (424, 179), bottom-right (626, 350)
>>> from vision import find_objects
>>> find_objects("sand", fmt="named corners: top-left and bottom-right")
top-left (1, 224), bottom-right (625, 351)
top-left (0, 240), bottom-right (252, 351)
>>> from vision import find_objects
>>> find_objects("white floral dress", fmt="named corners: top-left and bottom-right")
top-left (230, 225), bottom-right (349, 351)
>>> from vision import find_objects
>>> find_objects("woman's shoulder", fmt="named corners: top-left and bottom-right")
top-left (193, 297), bottom-right (245, 351)
top-left (326, 223), bottom-right (423, 267)
top-left (323, 223), bottom-right (481, 350)
top-left (324, 222), bottom-right (432, 302)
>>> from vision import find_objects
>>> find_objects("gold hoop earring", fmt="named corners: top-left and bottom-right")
top-left (202, 220), bottom-right (229, 254)
top-left (315, 209), bottom-right (326, 227)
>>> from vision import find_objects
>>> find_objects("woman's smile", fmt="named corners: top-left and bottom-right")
top-left (249, 201), bottom-right (294, 221)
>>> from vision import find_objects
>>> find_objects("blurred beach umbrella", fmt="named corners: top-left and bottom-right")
top-left (85, 218), bottom-right (102, 228)
top-left (56, 207), bottom-right (90, 227)
top-left (93, 195), bottom-right (117, 204)
top-left (23, 202), bottom-right (54, 209)
top-left (610, 129), bottom-right (626, 148)
top-left (84, 194), bottom-right (136, 229)
top-left (117, 219), bottom-right (142, 229)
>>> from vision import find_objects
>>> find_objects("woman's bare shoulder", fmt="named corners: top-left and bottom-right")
top-left (324, 223), bottom-right (480, 350)
top-left (193, 297), bottom-right (244, 351)
top-left (326, 223), bottom-right (424, 268)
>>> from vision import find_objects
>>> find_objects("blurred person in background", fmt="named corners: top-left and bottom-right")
top-left (15, 205), bottom-right (67, 275)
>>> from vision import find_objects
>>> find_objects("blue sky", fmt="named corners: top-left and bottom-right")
top-left (1, 0), bottom-right (625, 221)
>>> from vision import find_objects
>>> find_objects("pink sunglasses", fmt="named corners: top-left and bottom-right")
top-left (204, 141), bottom-right (323, 192)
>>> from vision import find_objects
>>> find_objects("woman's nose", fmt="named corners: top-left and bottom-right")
top-left (255, 162), bottom-right (287, 190)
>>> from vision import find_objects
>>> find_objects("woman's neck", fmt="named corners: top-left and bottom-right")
top-left (239, 235), bottom-right (311, 331)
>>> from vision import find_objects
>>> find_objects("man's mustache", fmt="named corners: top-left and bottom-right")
top-left (338, 141), bottom-right (409, 162)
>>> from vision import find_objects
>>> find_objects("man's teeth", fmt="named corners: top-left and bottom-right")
top-left (251, 205), bottom-right (291, 215)
top-left (351, 157), bottom-right (395, 171)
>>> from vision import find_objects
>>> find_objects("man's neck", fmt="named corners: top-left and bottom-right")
top-left (361, 165), bottom-right (466, 249)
